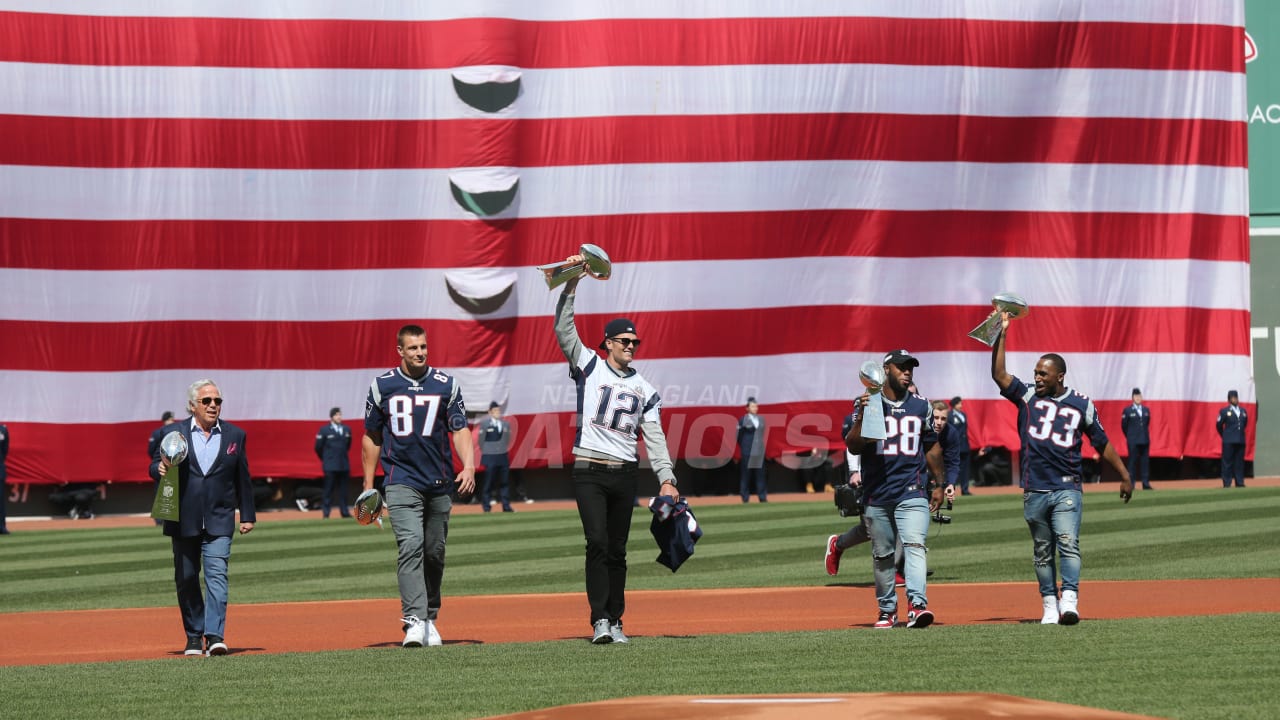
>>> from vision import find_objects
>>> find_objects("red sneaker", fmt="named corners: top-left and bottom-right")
top-left (874, 611), bottom-right (898, 629)
top-left (906, 605), bottom-right (934, 629)
top-left (824, 535), bottom-right (843, 576)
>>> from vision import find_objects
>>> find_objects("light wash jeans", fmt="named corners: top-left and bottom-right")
top-left (386, 484), bottom-right (452, 621)
top-left (863, 498), bottom-right (930, 612)
top-left (1023, 489), bottom-right (1083, 597)
top-left (172, 533), bottom-right (232, 640)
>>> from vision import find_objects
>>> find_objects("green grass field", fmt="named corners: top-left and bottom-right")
top-left (3, 487), bottom-right (1279, 719)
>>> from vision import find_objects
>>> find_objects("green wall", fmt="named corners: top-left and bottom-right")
top-left (1249, 0), bottom-right (1280, 474)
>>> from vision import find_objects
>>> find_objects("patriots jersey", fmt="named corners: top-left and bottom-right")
top-left (365, 365), bottom-right (467, 494)
top-left (853, 393), bottom-right (938, 507)
top-left (1001, 375), bottom-right (1110, 491)
top-left (568, 344), bottom-right (661, 462)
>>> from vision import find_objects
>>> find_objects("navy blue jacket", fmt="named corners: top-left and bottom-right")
top-left (737, 413), bottom-right (766, 467)
top-left (149, 417), bottom-right (256, 538)
top-left (0, 423), bottom-right (8, 482)
top-left (147, 424), bottom-right (172, 460)
top-left (1216, 404), bottom-right (1248, 445)
top-left (314, 422), bottom-right (352, 473)
top-left (947, 409), bottom-right (971, 453)
top-left (479, 417), bottom-right (511, 466)
top-left (1121, 404), bottom-right (1151, 446)
top-left (648, 495), bottom-right (703, 572)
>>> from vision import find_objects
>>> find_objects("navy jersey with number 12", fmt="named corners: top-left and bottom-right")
top-left (365, 366), bottom-right (467, 494)
top-left (1001, 375), bottom-right (1110, 491)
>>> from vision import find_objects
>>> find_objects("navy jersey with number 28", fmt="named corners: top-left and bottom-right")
top-left (854, 392), bottom-right (937, 507)
top-left (1001, 375), bottom-right (1110, 491)
top-left (365, 366), bottom-right (467, 494)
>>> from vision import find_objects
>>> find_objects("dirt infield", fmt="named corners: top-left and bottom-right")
top-left (2, 578), bottom-right (1277, 667)
top-left (487, 693), bottom-right (1165, 720)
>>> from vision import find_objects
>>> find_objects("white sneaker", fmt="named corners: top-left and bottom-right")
top-left (591, 618), bottom-right (613, 644)
top-left (402, 616), bottom-right (426, 647)
top-left (609, 622), bottom-right (629, 644)
top-left (426, 620), bottom-right (443, 647)
top-left (1040, 595), bottom-right (1059, 625)
top-left (1058, 590), bottom-right (1079, 625)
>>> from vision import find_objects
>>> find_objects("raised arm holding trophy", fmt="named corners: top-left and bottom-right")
top-left (547, 244), bottom-right (684, 644)
top-left (969, 292), bottom-right (1028, 346)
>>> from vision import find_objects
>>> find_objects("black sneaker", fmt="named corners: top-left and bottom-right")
top-left (205, 635), bottom-right (228, 656)
top-left (183, 637), bottom-right (203, 656)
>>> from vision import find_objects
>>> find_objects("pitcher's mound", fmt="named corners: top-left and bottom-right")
top-left (486, 693), bottom-right (1160, 719)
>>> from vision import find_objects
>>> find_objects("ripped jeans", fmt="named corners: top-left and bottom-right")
top-left (863, 498), bottom-right (930, 612)
top-left (1023, 489), bottom-right (1083, 597)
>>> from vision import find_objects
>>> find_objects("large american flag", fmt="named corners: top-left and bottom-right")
top-left (0, 1), bottom-right (1250, 484)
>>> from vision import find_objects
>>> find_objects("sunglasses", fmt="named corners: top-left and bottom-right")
top-left (609, 337), bottom-right (641, 348)
top-left (200, 397), bottom-right (224, 407)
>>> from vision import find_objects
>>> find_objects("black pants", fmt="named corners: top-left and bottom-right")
top-left (1221, 443), bottom-right (1245, 487)
top-left (956, 451), bottom-right (972, 494)
top-left (481, 459), bottom-right (511, 511)
top-left (1128, 444), bottom-right (1150, 488)
top-left (322, 471), bottom-right (351, 518)
top-left (573, 463), bottom-right (638, 624)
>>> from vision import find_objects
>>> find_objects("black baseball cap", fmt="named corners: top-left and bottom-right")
top-left (599, 318), bottom-right (638, 350)
top-left (883, 349), bottom-right (920, 368)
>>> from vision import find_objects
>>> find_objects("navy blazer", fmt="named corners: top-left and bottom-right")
top-left (737, 413), bottom-right (766, 459)
top-left (314, 422), bottom-right (352, 473)
top-left (1216, 405), bottom-right (1248, 445)
top-left (0, 423), bottom-right (8, 481)
top-left (149, 417), bottom-right (256, 538)
top-left (1121, 404), bottom-right (1151, 446)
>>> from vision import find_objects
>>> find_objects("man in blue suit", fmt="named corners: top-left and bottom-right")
top-left (314, 407), bottom-right (352, 518)
top-left (150, 379), bottom-right (255, 657)
top-left (1216, 389), bottom-right (1248, 488)
top-left (1121, 388), bottom-right (1152, 490)
top-left (737, 397), bottom-right (767, 503)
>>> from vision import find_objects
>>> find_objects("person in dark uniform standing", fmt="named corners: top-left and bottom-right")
top-left (0, 423), bottom-right (9, 535)
top-left (1216, 390), bottom-right (1247, 488)
top-left (1121, 388), bottom-right (1152, 490)
top-left (314, 407), bottom-right (352, 518)
top-left (947, 397), bottom-right (972, 495)
top-left (737, 397), bottom-right (767, 503)
top-left (479, 402), bottom-right (514, 513)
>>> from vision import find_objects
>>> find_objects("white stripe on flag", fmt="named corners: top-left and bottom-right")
top-left (0, 0), bottom-right (1241, 25)
top-left (1, 63), bottom-right (1244, 121)
top-left (0, 162), bottom-right (1247, 221)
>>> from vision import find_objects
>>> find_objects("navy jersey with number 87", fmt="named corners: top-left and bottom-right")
top-left (365, 365), bottom-right (467, 494)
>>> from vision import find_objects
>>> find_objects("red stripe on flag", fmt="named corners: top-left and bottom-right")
top-left (0, 306), bottom-right (1250, 372)
top-left (0, 13), bottom-right (1243, 71)
top-left (0, 114), bottom-right (1246, 169)
top-left (0, 212), bottom-right (1249, 270)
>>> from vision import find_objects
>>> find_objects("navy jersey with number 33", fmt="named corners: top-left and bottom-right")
top-left (365, 366), bottom-right (467, 493)
top-left (1001, 375), bottom-right (1110, 491)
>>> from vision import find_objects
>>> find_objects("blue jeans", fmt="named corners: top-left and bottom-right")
top-left (171, 533), bottom-right (233, 640)
top-left (385, 485), bottom-right (452, 621)
top-left (863, 498), bottom-right (930, 612)
top-left (1023, 489), bottom-right (1083, 596)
